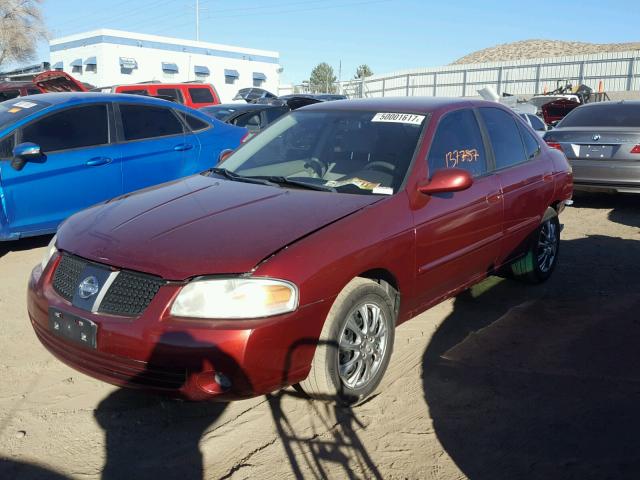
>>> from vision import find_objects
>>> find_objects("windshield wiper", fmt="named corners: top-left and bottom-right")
top-left (249, 176), bottom-right (336, 192)
top-left (207, 168), bottom-right (277, 187)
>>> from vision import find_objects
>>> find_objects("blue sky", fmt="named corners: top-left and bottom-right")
top-left (33, 0), bottom-right (640, 84)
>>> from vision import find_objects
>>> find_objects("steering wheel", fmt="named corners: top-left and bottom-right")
top-left (304, 157), bottom-right (328, 178)
top-left (364, 161), bottom-right (396, 174)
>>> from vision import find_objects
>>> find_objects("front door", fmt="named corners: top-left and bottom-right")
top-left (0, 103), bottom-right (122, 236)
top-left (412, 108), bottom-right (503, 310)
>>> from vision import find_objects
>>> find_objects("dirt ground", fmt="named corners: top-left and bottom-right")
top-left (0, 192), bottom-right (639, 480)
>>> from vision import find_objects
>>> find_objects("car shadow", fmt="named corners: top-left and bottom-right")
top-left (0, 234), bottom-right (52, 259)
top-left (572, 191), bottom-right (640, 229)
top-left (422, 234), bottom-right (640, 479)
top-left (93, 333), bottom-right (382, 479)
top-left (266, 388), bottom-right (382, 480)
top-left (0, 458), bottom-right (70, 479)
top-left (93, 331), bottom-right (234, 480)
top-left (265, 338), bottom-right (383, 480)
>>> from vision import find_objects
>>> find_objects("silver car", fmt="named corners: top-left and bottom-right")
top-left (543, 101), bottom-right (640, 193)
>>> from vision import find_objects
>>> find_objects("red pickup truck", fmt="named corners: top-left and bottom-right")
top-left (112, 83), bottom-right (220, 108)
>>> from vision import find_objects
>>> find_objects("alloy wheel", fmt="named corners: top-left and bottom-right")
top-left (537, 220), bottom-right (558, 273)
top-left (338, 302), bottom-right (388, 390)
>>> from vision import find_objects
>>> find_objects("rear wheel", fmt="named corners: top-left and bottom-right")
top-left (298, 278), bottom-right (395, 404)
top-left (510, 215), bottom-right (560, 283)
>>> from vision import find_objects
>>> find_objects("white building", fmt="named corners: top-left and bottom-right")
top-left (49, 29), bottom-right (281, 102)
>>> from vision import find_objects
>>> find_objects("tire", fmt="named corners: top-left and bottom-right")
top-left (510, 215), bottom-right (560, 284)
top-left (298, 278), bottom-right (396, 404)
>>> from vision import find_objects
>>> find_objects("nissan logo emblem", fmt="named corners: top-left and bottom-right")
top-left (78, 276), bottom-right (100, 299)
top-left (592, 134), bottom-right (601, 141)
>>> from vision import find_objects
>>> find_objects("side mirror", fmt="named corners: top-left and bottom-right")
top-left (418, 168), bottom-right (473, 195)
top-left (217, 149), bottom-right (234, 165)
top-left (11, 142), bottom-right (45, 171)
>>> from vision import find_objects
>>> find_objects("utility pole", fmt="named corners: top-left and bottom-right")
top-left (195, 0), bottom-right (200, 41)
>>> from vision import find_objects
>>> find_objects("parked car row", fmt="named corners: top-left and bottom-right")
top-left (24, 96), bottom-right (574, 405)
top-left (543, 100), bottom-right (640, 194)
top-left (0, 92), bottom-right (246, 240)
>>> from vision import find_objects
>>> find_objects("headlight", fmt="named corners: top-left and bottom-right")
top-left (170, 278), bottom-right (299, 319)
top-left (40, 234), bottom-right (58, 271)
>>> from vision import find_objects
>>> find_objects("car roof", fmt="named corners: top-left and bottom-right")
top-left (116, 83), bottom-right (211, 89)
top-left (202, 103), bottom-right (283, 115)
top-left (20, 91), bottom-right (196, 108)
top-left (572, 100), bottom-right (640, 108)
top-left (299, 96), bottom-right (488, 114)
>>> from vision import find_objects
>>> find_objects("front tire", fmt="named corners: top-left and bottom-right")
top-left (510, 215), bottom-right (560, 283)
top-left (298, 278), bottom-right (395, 404)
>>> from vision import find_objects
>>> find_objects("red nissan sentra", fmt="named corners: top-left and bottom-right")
top-left (27, 98), bottom-right (573, 404)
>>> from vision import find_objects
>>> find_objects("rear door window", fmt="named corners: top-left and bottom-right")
top-left (517, 122), bottom-right (541, 160)
top-left (21, 104), bottom-right (109, 153)
top-left (189, 87), bottom-right (214, 104)
top-left (527, 114), bottom-right (546, 131)
top-left (478, 107), bottom-right (527, 170)
top-left (428, 108), bottom-right (487, 177)
top-left (178, 112), bottom-right (210, 132)
top-left (157, 88), bottom-right (184, 104)
top-left (119, 104), bottom-right (184, 141)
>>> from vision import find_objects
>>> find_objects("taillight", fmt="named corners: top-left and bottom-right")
top-left (630, 145), bottom-right (640, 154)
top-left (546, 141), bottom-right (563, 151)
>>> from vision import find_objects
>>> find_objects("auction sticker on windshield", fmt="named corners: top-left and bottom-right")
top-left (371, 113), bottom-right (425, 125)
top-left (13, 101), bottom-right (38, 109)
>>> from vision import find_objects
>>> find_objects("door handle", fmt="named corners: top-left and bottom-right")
top-left (86, 157), bottom-right (113, 167)
top-left (174, 144), bottom-right (193, 151)
top-left (542, 172), bottom-right (554, 183)
top-left (485, 192), bottom-right (502, 204)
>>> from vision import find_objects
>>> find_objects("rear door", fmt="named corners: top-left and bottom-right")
top-left (0, 103), bottom-right (122, 235)
top-left (477, 107), bottom-right (555, 265)
top-left (413, 108), bottom-right (503, 309)
top-left (117, 103), bottom-right (189, 192)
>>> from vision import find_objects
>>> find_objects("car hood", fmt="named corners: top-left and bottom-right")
top-left (57, 174), bottom-right (380, 280)
top-left (34, 70), bottom-right (88, 93)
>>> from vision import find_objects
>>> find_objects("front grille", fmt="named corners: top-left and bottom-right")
top-left (100, 271), bottom-right (165, 316)
top-left (52, 254), bottom-right (85, 301)
top-left (52, 253), bottom-right (166, 317)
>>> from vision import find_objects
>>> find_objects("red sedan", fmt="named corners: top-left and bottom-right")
top-left (27, 98), bottom-right (573, 404)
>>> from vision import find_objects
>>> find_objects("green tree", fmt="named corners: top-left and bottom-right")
top-left (355, 64), bottom-right (373, 79)
top-left (0, 0), bottom-right (47, 68)
top-left (309, 62), bottom-right (337, 94)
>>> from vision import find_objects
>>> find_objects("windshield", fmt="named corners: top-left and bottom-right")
top-left (219, 110), bottom-right (427, 195)
top-left (0, 97), bottom-right (50, 131)
top-left (559, 103), bottom-right (640, 128)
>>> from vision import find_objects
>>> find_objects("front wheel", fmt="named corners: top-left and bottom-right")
top-left (510, 215), bottom-right (560, 283)
top-left (298, 278), bottom-right (395, 404)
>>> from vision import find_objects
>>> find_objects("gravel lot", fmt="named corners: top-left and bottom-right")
top-left (0, 192), bottom-right (638, 480)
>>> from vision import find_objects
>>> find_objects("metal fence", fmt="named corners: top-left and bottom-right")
top-left (280, 50), bottom-right (640, 99)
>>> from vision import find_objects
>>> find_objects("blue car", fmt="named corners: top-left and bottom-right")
top-left (0, 92), bottom-right (246, 241)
